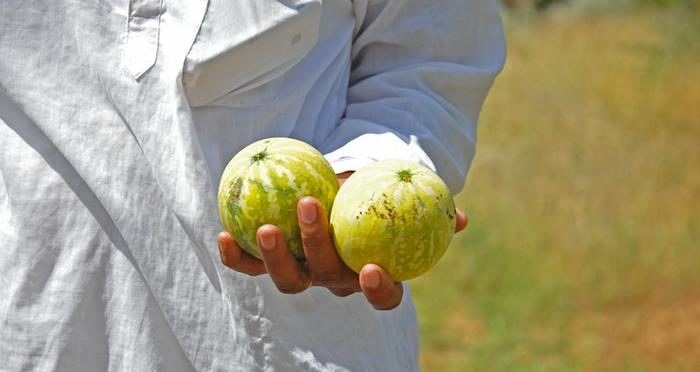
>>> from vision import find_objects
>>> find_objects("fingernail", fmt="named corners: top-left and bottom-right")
top-left (300, 202), bottom-right (317, 224)
top-left (364, 269), bottom-right (381, 290)
top-left (259, 234), bottom-right (276, 251)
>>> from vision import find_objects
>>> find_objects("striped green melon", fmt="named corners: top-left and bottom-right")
top-left (218, 137), bottom-right (339, 260)
top-left (330, 159), bottom-right (456, 281)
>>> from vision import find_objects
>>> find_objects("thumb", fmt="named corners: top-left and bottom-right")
top-left (359, 264), bottom-right (404, 311)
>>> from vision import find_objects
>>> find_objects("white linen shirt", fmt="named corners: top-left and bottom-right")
top-left (0, 0), bottom-right (505, 371)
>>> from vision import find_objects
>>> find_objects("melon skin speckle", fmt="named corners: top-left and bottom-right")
top-left (218, 137), bottom-right (339, 260)
top-left (330, 159), bottom-right (456, 281)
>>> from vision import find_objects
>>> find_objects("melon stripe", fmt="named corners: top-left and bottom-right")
top-left (329, 159), bottom-right (455, 281)
top-left (218, 138), bottom-right (339, 259)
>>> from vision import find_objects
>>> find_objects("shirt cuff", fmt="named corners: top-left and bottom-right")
top-left (323, 130), bottom-right (437, 175)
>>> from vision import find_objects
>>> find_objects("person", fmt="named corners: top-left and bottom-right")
top-left (0, 0), bottom-right (505, 370)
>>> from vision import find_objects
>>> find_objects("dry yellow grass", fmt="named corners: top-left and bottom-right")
top-left (412, 6), bottom-right (700, 371)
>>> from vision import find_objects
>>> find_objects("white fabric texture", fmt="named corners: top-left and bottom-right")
top-left (0, 0), bottom-right (505, 371)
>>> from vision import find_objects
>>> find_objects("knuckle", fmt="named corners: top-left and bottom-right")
top-left (301, 230), bottom-right (327, 249)
top-left (311, 270), bottom-right (341, 286)
top-left (276, 282), bottom-right (307, 295)
top-left (330, 288), bottom-right (357, 298)
top-left (242, 267), bottom-right (266, 277)
top-left (277, 285), bottom-right (303, 295)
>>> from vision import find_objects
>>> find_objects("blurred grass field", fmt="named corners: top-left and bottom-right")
top-left (411, 5), bottom-right (700, 371)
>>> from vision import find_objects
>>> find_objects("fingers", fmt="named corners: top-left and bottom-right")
top-left (359, 264), bottom-right (404, 311)
top-left (298, 197), bottom-right (360, 291)
top-left (455, 208), bottom-right (468, 233)
top-left (218, 232), bottom-right (267, 276)
top-left (219, 194), bottom-right (414, 312)
top-left (257, 224), bottom-right (311, 294)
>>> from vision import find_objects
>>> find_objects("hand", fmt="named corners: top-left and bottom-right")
top-left (217, 172), bottom-right (468, 310)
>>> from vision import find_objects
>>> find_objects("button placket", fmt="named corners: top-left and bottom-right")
top-left (125, 0), bottom-right (163, 79)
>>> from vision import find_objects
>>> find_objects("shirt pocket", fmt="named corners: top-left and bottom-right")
top-left (183, 0), bottom-right (321, 107)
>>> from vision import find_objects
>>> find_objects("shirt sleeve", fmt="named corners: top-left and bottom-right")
top-left (320, 0), bottom-right (506, 193)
